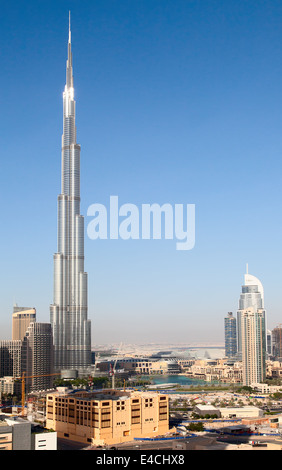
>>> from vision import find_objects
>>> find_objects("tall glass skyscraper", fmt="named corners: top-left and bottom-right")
top-left (50, 17), bottom-right (91, 372)
top-left (224, 312), bottom-right (237, 358)
top-left (241, 307), bottom-right (266, 386)
top-left (237, 265), bottom-right (266, 360)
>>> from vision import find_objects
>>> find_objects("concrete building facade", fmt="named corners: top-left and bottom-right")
top-left (22, 322), bottom-right (54, 392)
top-left (0, 415), bottom-right (57, 450)
top-left (241, 307), bottom-right (266, 386)
top-left (12, 306), bottom-right (36, 341)
top-left (0, 340), bottom-right (22, 378)
top-left (46, 388), bottom-right (169, 446)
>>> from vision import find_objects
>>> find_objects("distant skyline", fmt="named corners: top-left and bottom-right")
top-left (1, 0), bottom-right (282, 344)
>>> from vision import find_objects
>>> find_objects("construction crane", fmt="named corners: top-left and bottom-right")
top-left (13, 372), bottom-right (60, 416)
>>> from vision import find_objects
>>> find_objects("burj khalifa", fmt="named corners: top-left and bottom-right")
top-left (50, 17), bottom-right (91, 372)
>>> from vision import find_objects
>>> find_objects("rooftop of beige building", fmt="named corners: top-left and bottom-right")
top-left (53, 387), bottom-right (161, 399)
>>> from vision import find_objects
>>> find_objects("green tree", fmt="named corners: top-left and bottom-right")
top-left (187, 422), bottom-right (204, 432)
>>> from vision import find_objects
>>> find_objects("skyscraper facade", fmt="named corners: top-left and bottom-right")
top-left (1, 313), bottom-right (54, 393)
top-left (241, 307), bottom-right (266, 386)
top-left (224, 312), bottom-right (237, 358)
top-left (22, 322), bottom-right (54, 392)
top-left (272, 326), bottom-right (282, 359)
top-left (237, 265), bottom-right (266, 359)
top-left (12, 306), bottom-right (36, 341)
top-left (50, 19), bottom-right (91, 372)
top-left (0, 340), bottom-right (22, 377)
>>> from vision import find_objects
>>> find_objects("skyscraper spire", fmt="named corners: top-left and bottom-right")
top-left (50, 16), bottom-right (91, 373)
top-left (66, 11), bottom-right (73, 90)
top-left (69, 10), bottom-right (71, 44)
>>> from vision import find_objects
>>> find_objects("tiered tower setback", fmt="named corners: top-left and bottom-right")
top-left (50, 16), bottom-right (91, 372)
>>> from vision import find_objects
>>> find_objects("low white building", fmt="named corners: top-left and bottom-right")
top-left (251, 382), bottom-right (282, 394)
top-left (194, 405), bottom-right (221, 417)
top-left (31, 431), bottom-right (57, 450)
top-left (195, 404), bottom-right (263, 419)
top-left (219, 406), bottom-right (263, 419)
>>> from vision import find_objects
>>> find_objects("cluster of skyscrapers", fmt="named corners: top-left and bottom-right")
top-left (0, 306), bottom-right (54, 393)
top-left (224, 265), bottom-right (280, 387)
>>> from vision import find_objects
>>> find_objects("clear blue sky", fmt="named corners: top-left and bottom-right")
top-left (1, 0), bottom-right (282, 344)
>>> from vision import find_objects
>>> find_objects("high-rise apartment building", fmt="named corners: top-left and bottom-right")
top-left (241, 307), bottom-right (266, 386)
top-left (12, 306), bottom-right (36, 341)
top-left (1, 305), bottom-right (55, 394)
top-left (1, 322), bottom-right (54, 393)
top-left (50, 17), bottom-right (91, 372)
top-left (0, 340), bottom-right (22, 378)
top-left (237, 265), bottom-right (266, 359)
top-left (224, 312), bottom-right (237, 358)
top-left (272, 326), bottom-right (282, 359)
top-left (266, 329), bottom-right (272, 357)
top-left (22, 323), bottom-right (54, 392)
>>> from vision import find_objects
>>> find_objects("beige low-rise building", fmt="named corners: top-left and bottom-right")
top-left (184, 359), bottom-right (243, 383)
top-left (46, 388), bottom-right (169, 446)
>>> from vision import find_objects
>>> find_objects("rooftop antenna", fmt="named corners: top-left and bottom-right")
top-left (246, 263), bottom-right (249, 274)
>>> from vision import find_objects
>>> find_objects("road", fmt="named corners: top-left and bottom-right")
top-left (217, 433), bottom-right (282, 447)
